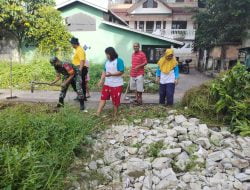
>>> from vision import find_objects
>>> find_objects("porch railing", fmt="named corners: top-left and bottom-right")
top-left (140, 29), bottom-right (196, 40)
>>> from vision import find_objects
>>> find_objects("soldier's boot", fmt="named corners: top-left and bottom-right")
top-left (79, 99), bottom-right (85, 111)
top-left (57, 97), bottom-right (64, 108)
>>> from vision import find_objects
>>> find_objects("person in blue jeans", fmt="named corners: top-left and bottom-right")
top-left (156, 49), bottom-right (180, 106)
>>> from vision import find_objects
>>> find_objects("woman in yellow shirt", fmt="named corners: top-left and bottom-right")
top-left (70, 37), bottom-right (88, 101)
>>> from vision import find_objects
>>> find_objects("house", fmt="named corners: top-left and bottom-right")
top-left (56, 0), bottom-right (184, 65)
top-left (110, 0), bottom-right (198, 64)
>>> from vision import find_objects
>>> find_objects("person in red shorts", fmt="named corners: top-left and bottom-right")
top-left (96, 47), bottom-right (125, 117)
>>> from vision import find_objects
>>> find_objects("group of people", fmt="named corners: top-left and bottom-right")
top-left (49, 37), bottom-right (180, 116)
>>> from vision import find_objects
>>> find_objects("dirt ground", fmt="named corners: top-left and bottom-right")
top-left (0, 69), bottom-right (211, 109)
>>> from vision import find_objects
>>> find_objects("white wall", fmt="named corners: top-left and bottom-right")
top-left (131, 1), bottom-right (172, 14)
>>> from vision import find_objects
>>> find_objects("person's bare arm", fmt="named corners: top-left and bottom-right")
top-left (50, 73), bottom-right (61, 85)
top-left (98, 71), bottom-right (106, 87)
top-left (79, 60), bottom-right (85, 71)
top-left (106, 71), bottom-right (124, 77)
top-left (135, 62), bottom-right (147, 70)
top-left (62, 73), bottom-right (74, 88)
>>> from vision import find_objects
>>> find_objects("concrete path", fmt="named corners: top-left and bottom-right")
top-left (0, 69), bottom-right (211, 109)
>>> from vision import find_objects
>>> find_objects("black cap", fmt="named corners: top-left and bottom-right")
top-left (70, 37), bottom-right (79, 45)
top-left (49, 56), bottom-right (59, 65)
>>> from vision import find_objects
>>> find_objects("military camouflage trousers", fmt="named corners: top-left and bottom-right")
top-left (59, 74), bottom-right (84, 100)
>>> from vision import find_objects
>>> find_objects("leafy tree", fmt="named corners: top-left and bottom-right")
top-left (0, 0), bottom-right (71, 61)
top-left (28, 6), bottom-right (72, 56)
top-left (195, 0), bottom-right (250, 49)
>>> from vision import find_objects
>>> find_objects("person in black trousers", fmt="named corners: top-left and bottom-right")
top-left (70, 37), bottom-right (88, 101)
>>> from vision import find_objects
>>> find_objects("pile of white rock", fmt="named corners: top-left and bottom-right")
top-left (71, 110), bottom-right (250, 190)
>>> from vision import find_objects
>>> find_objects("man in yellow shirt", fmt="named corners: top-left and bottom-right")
top-left (70, 37), bottom-right (88, 100)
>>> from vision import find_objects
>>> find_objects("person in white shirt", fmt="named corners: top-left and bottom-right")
top-left (97, 47), bottom-right (125, 117)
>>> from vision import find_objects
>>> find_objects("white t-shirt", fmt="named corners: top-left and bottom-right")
top-left (160, 70), bottom-right (175, 84)
top-left (104, 58), bottom-right (124, 87)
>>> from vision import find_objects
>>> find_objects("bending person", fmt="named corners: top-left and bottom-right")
top-left (49, 57), bottom-right (86, 111)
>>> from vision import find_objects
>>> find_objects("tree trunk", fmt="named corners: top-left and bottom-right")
top-left (220, 45), bottom-right (227, 72)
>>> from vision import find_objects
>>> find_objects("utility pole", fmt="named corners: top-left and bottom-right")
top-left (6, 52), bottom-right (18, 99)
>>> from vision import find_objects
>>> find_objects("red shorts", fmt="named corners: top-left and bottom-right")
top-left (101, 85), bottom-right (123, 106)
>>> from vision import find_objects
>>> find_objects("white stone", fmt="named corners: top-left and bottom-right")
top-left (175, 152), bottom-right (190, 171)
top-left (104, 147), bottom-right (125, 164)
top-left (143, 119), bottom-right (153, 128)
top-left (143, 175), bottom-right (152, 190)
top-left (189, 182), bottom-right (202, 190)
top-left (152, 157), bottom-right (172, 170)
top-left (245, 168), bottom-right (250, 175)
top-left (166, 129), bottom-right (177, 137)
top-left (235, 173), bottom-right (250, 182)
top-left (208, 151), bottom-right (225, 162)
top-left (127, 158), bottom-right (151, 178)
top-left (195, 137), bottom-right (211, 149)
top-left (232, 159), bottom-right (249, 169)
top-left (175, 115), bottom-right (187, 124)
top-left (198, 124), bottom-right (209, 137)
top-left (96, 159), bottom-right (104, 165)
top-left (155, 169), bottom-right (178, 189)
top-left (189, 118), bottom-right (200, 125)
top-left (159, 148), bottom-right (181, 158)
top-left (127, 147), bottom-right (138, 155)
top-left (221, 158), bottom-right (233, 169)
top-left (243, 183), bottom-right (250, 190)
top-left (182, 121), bottom-right (194, 128)
top-left (165, 115), bottom-right (175, 124)
top-left (152, 176), bottom-right (160, 185)
top-left (203, 186), bottom-right (211, 190)
top-left (173, 126), bottom-right (187, 135)
top-left (233, 180), bottom-right (243, 190)
top-left (134, 182), bottom-right (143, 190)
top-left (88, 161), bottom-right (97, 170)
top-left (159, 168), bottom-right (177, 180)
top-left (210, 131), bottom-right (223, 146)
top-left (110, 140), bottom-right (117, 145)
top-left (182, 173), bottom-right (192, 183)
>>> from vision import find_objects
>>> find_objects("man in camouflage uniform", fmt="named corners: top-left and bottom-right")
top-left (49, 57), bottom-right (86, 111)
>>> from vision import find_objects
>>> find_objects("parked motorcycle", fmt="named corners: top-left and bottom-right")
top-left (179, 59), bottom-right (192, 74)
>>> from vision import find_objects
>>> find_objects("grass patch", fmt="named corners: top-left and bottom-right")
top-left (0, 102), bottom-right (171, 189)
top-left (0, 103), bottom-right (108, 190)
top-left (147, 140), bottom-right (164, 158)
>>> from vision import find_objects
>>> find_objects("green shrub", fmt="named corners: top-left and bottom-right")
top-left (0, 103), bottom-right (104, 189)
top-left (182, 63), bottom-right (250, 136)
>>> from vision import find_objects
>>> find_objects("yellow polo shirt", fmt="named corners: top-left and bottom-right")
top-left (72, 46), bottom-right (86, 66)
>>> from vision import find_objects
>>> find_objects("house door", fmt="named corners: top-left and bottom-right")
top-left (146, 21), bottom-right (154, 33)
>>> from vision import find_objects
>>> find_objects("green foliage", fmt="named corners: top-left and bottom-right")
top-left (0, 0), bottom-right (71, 58)
top-left (147, 140), bottom-right (164, 158)
top-left (28, 6), bottom-right (72, 55)
top-left (0, 103), bottom-right (105, 189)
top-left (195, 0), bottom-right (250, 48)
top-left (211, 63), bottom-right (250, 131)
top-left (0, 60), bottom-right (160, 93)
top-left (182, 64), bottom-right (250, 135)
top-left (182, 82), bottom-right (220, 124)
top-left (0, 58), bottom-right (57, 90)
